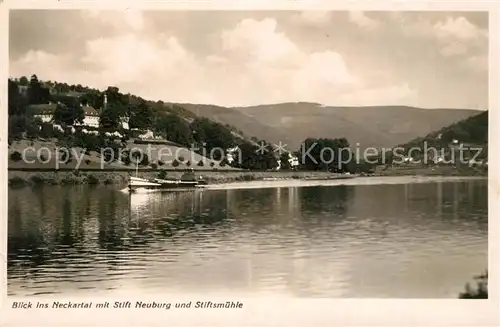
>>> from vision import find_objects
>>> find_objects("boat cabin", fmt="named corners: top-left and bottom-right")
top-left (180, 169), bottom-right (205, 183)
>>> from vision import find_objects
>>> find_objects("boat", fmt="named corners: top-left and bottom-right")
top-left (128, 168), bottom-right (207, 193)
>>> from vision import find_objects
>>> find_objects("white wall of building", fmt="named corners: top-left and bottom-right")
top-left (34, 114), bottom-right (53, 123)
top-left (34, 110), bottom-right (130, 131)
top-left (82, 115), bottom-right (99, 128)
top-left (121, 117), bottom-right (129, 130)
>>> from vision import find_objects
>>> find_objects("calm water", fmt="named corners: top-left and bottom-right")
top-left (8, 177), bottom-right (488, 298)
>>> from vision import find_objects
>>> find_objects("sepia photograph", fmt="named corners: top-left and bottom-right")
top-left (2, 3), bottom-right (497, 326)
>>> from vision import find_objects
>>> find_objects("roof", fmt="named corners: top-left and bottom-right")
top-left (83, 105), bottom-right (99, 116)
top-left (28, 103), bottom-right (57, 115)
top-left (29, 103), bottom-right (99, 116)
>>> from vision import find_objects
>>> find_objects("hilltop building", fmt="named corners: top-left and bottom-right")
top-left (30, 102), bottom-right (58, 123)
top-left (288, 153), bottom-right (299, 168)
top-left (29, 102), bottom-right (100, 128)
top-left (226, 146), bottom-right (240, 164)
top-left (27, 90), bottom-right (129, 130)
top-left (138, 129), bottom-right (162, 140)
top-left (78, 106), bottom-right (100, 128)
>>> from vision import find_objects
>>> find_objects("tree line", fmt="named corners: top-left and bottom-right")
top-left (8, 75), bottom-right (374, 173)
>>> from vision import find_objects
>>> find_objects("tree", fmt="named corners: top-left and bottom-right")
top-left (19, 76), bottom-right (29, 86)
top-left (80, 92), bottom-right (103, 110)
top-left (58, 148), bottom-right (72, 164)
top-left (53, 103), bottom-right (84, 126)
top-left (100, 87), bottom-right (128, 130)
top-left (190, 118), bottom-right (234, 159)
top-left (8, 114), bottom-right (39, 140)
top-left (105, 86), bottom-right (130, 107)
top-left (130, 100), bottom-right (153, 129)
top-left (99, 102), bottom-right (123, 129)
top-left (279, 153), bottom-right (291, 170)
top-left (10, 151), bottom-right (22, 162)
top-left (297, 137), bottom-right (353, 172)
top-left (28, 74), bottom-right (50, 105)
top-left (54, 82), bottom-right (70, 94)
top-left (8, 79), bottom-right (27, 116)
top-left (154, 114), bottom-right (193, 147)
top-left (233, 141), bottom-right (278, 170)
top-left (459, 271), bottom-right (488, 299)
top-left (158, 170), bottom-right (167, 179)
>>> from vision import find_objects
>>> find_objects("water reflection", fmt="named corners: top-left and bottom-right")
top-left (8, 178), bottom-right (487, 297)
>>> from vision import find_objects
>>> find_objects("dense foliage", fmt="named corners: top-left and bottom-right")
top-left (459, 271), bottom-right (488, 299)
top-left (399, 111), bottom-right (488, 152)
top-left (365, 111), bottom-right (489, 165)
top-left (297, 137), bottom-right (353, 172)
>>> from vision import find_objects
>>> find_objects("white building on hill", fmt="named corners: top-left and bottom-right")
top-left (226, 146), bottom-right (240, 164)
top-left (30, 102), bottom-right (101, 128)
top-left (288, 153), bottom-right (299, 168)
top-left (138, 129), bottom-right (162, 140)
top-left (77, 105), bottom-right (100, 128)
top-left (30, 103), bottom-right (58, 123)
top-left (28, 92), bottom-right (129, 130)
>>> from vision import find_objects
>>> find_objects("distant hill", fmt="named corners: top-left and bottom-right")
top-left (179, 102), bottom-right (481, 150)
top-left (173, 103), bottom-right (291, 144)
top-left (9, 75), bottom-right (483, 156)
top-left (400, 110), bottom-right (488, 151)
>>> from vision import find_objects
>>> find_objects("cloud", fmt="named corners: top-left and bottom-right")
top-left (337, 83), bottom-right (418, 106)
top-left (85, 10), bottom-right (145, 31)
top-left (10, 32), bottom-right (199, 98)
top-left (221, 18), bottom-right (300, 64)
top-left (218, 18), bottom-right (360, 104)
top-left (439, 42), bottom-right (468, 57)
top-left (433, 16), bottom-right (486, 40)
top-left (434, 17), bottom-right (487, 59)
top-left (348, 11), bottom-right (380, 30)
top-left (395, 14), bottom-right (486, 59)
top-left (464, 55), bottom-right (488, 72)
top-left (9, 11), bottom-right (488, 109)
top-left (294, 11), bottom-right (333, 26)
top-left (82, 34), bottom-right (193, 83)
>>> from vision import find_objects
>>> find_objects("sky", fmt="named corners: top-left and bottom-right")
top-left (9, 10), bottom-right (488, 109)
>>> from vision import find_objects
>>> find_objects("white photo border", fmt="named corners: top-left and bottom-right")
top-left (0, 1), bottom-right (498, 326)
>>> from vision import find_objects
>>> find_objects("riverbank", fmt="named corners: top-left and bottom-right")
top-left (7, 170), bottom-right (351, 187)
top-left (374, 164), bottom-right (487, 177)
top-left (8, 164), bottom-right (486, 187)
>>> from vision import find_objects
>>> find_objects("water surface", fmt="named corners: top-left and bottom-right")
top-left (8, 176), bottom-right (488, 298)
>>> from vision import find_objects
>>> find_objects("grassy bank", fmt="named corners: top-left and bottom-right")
top-left (8, 165), bottom-right (486, 188)
top-left (8, 170), bottom-right (131, 187)
top-left (374, 164), bottom-right (487, 177)
top-left (8, 139), bottom-right (237, 171)
top-left (7, 170), bottom-right (345, 187)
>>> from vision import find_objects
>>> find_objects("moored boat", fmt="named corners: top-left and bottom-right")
top-left (128, 169), bottom-right (207, 193)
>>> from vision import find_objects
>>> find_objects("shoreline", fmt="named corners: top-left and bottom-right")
top-left (8, 165), bottom-right (487, 188)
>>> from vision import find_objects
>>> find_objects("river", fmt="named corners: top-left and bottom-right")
top-left (7, 176), bottom-right (488, 298)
